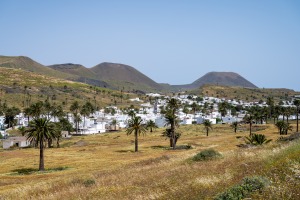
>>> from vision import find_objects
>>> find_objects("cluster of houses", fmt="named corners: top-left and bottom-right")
top-left (1, 93), bottom-right (299, 149)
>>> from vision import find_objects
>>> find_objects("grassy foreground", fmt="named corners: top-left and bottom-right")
top-left (0, 124), bottom-right (300, 199)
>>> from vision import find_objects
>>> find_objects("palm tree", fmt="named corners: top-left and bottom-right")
top-left (191, 102), bottom-right (199, 122)
top-left (111, 119), bottom-right (118, 130)
top-left (231, 121), bottom-right (238, 133)
top-left (28, 101), bottom-right (44, 119)
top-left (70, 101), bottom-right (80, 134)
top-left (146, 120), bottom-right (158, 132)
top-left (203, 119), bottom-right (212, 136)
top-left (4, 106), bottom-right (21, 128)
top-left (243, 114), bottom-right (254, 136)
top-left (166, 98), bottom-right (181, 149)
top-left (245, 133), bottom-right (272, 145)
top-left (126, 116), bottom-right (147, 152)
top-left (164, 111), bottom-right (180, 147)
top-left (218, 101), bottom-right (229, 121)
top-left (275, 120), bottom-right (292, 135)
top-left (294, 99), bottom-right (300, 132)
top-left (26, 118), bottom-right (58, 171)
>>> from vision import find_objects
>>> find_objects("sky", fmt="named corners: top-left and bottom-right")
top-left (1, 0), bottom-right (300, 91)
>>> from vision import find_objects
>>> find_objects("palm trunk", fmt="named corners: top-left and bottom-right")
top-left (57, 137), bottom-right (60, 148)
top-left (48, 138), bottom-right (52, 148)
top-left (39, 138), bottom-right (45, 171)
top-left (206, 129), bottom-right (209, 136)
top-left (172, 124), bottom-right (176, 150)
top-left (249, 122), bottom-right (252, 136)
top-left (297, 109), bottom-right (299, 132)
top-left (134, 131), bottom-right (138, 152)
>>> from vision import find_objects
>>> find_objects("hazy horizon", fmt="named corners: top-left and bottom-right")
top-left (1, 1), bottom-right (300, 91)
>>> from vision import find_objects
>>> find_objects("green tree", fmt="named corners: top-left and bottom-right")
top-left (126, 116), bottom-right (147, 152)
top-left (245, 133), bottom-right (272, 145)
top-left (165, 98), bottom-right (181, 149)
top-left (26, 118), bottom-right (59, 171)
top-left (191, 102), bottom-right (199, 122)
top-left (294, 99), bottom-right (300, 132)
top-left (4, 106), bottom-right (21, 128)
top-left (231, 121), bottom-right (238, 133)
top-left (111, 119), bottom-right (118, 130)
top-left (146, 120), bottom-right (158, 132)
top-left (70, 101), bottom-right (80, 134)
top-left (275, 120), bottom-right (292, 135)
top-left (203, 119), bottom-right (212, 136)
top-left (218, 102), bottom-right (229, 120)
top-left (27, 101), bottom-right (44, 119)
top-left (243, 114), bottom-right (254, 136)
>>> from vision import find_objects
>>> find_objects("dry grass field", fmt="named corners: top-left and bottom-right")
top-left (1, 123), bottom-right (300, 200)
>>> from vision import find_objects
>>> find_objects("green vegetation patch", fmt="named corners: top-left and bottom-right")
top-left (214, 176), bottom-right (269, 200)
top-left (192, 149), bottom-right (221, 161)
top-left (11, 166), bottom-right (69, 175)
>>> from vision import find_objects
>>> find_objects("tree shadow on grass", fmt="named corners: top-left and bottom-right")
top-left (151, 145), bottom-right (169, 150)
top-left (115, 150), bottom-right (135, 153)
top-left (11, 166), bottom-right (69, 175)
top-left (151, 145), bottom-right (192, 150)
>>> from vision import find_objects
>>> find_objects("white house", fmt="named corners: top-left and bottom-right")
top-left (2, 137), bottom-right (30, 149)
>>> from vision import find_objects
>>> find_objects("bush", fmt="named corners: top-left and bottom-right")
top-left (83, 179), bottom-right (96, 187)
top-left (245, 134), bottom-right (272, 145)
top-left (192, 149), bottom-right (221, 161)
top-left (214, 176), bottom-right (269, 200)
top-left (12, 168), bottom-right (37, 175)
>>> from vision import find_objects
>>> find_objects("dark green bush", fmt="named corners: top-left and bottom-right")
top-left (12, 168), bottom-right (37, 175)
top-left (214, 176), bottom-right (269, 200)
top-left (83, 179), bottom-right (96, 187)
top-left (192, 149), bottom-right (221, 161)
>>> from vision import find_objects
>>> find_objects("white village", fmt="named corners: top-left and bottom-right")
top-left (1, 93), bottom-right (299, 149)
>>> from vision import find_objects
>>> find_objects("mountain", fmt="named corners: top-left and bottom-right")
top-left (90, 62), bottom-right (164, 92)
top-left (0, 56), bottom-right (77, 80)
top-left (173, 72), bottom-right (257, 90)
top-left (0, 56), bottom-right (258, 92)
top-left (48, 63), bottom-right (109, 88)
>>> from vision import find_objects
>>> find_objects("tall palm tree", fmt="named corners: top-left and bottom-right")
top-left (294, 99), bottom-right (300, 132)
top-left (146, 120), bottom-right (158, 132)
top-left (26, 118), bottom-right (58, 171)
top-left (126, 116), bottom-right (147, 152)
top-left (166, 98), bottom-right (181, 149)
top-left (28, 101), bottom-right (44, 119)
top-left (191, 102), bottom-right (199, 122)
top-left (203, 119), bottom-right (212, 136)
top-left (243, 114), bottom-right (254, 136)
top-left (70, 101), bottom-right (80, 134)
top-left (231, 121), bottom-right (238, 133)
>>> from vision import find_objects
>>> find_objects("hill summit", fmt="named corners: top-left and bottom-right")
top-left (173, 72), bottom-right (257, 89)
top-left (90, 62), bottom-right (164, 91)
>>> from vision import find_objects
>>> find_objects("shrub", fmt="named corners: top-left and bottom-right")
top-left (214, 176), bottom-right (269, 200)
top-left (245, 134), bottom-right (272, 145)
top-left (12, 168), bottom-right (37, 175)
top-left (83, 179), bottom-right (96, 187)
top-left (192, 149), bottom-right (221, 161)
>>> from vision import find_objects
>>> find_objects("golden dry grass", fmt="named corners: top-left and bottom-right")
top-left (0, 123), bottom-right (299, 199)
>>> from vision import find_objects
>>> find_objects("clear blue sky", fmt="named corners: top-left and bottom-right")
top-left (1, 0), bottom-right (300, 91)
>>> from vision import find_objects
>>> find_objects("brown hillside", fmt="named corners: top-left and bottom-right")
top-left (90, 62), bottom-right (163, 91)
top-left (48, 63), bottom-right (109, 88)
top-left (173, 72), bottom-right (257, 90)
top-left (0, 56), bottom-right (77, 80)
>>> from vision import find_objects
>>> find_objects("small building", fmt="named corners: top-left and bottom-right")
top-left (2, 137), bottom-right (30, 149)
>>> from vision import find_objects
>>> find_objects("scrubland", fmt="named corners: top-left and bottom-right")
top-left (1, 124), bottom-right (300, 199)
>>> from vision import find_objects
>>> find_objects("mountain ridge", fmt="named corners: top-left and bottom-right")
top-left (172, 71), bottom-right (257, 90)
top-left (0, 55), bottom-right (258, 92)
